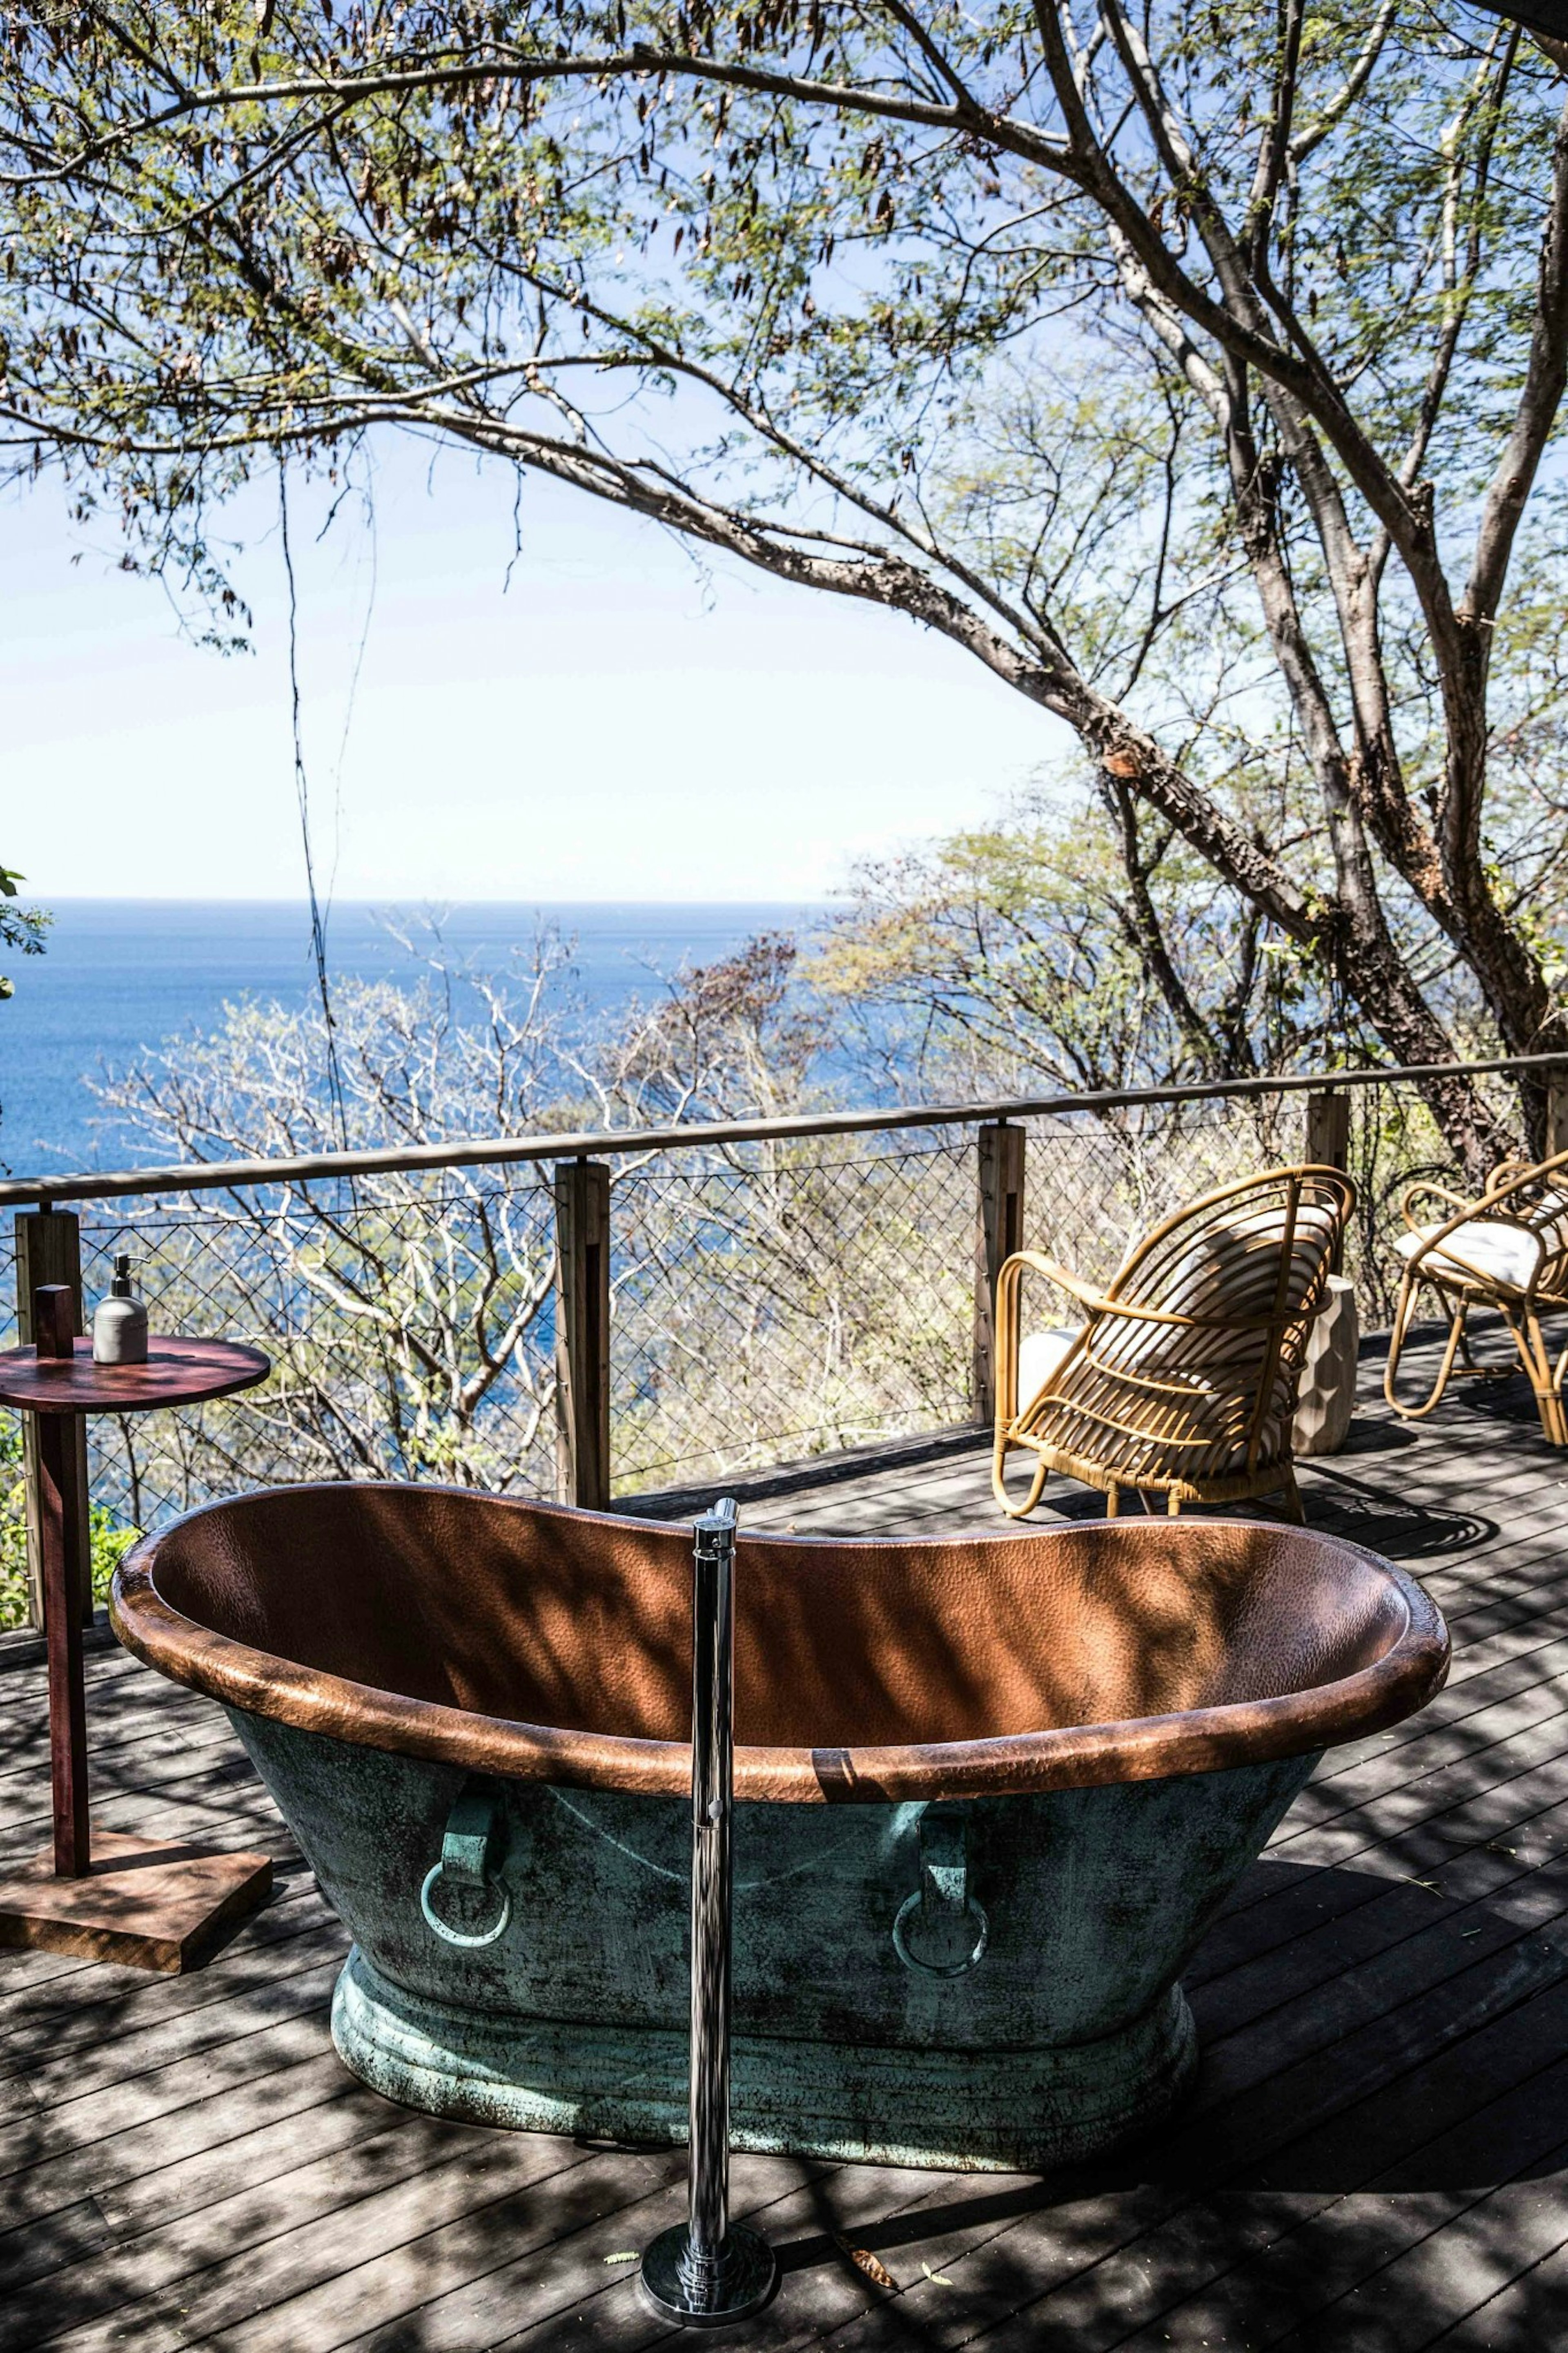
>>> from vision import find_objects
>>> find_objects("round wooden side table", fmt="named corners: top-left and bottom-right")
top-left (0, 1285), bottom-right (274, 1972)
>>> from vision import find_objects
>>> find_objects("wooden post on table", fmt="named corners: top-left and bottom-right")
top-left (32, 1285), bottom-right (90, 1875)
top-left (1305, 1092), bottom-right (1352, 1274)
top-left (14, 1211), bottom-right (92, 1630)
top-left (554, 1158), bottom-right (611, 1512)
top-left (973, 1121), bottom-right (1027, 1425)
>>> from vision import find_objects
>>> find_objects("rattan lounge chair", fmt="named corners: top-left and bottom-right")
top-left (1384, 1148), bottom-right (1568, 1445)
top-left (993, 1165), bottom-right (1356, 1521)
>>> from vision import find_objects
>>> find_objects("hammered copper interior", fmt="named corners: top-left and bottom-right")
top-left (113, 1483), bottom-right (1448, 1801)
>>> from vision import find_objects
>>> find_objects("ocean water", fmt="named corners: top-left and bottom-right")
top-left (0, 899), bottom-right (825, 1178)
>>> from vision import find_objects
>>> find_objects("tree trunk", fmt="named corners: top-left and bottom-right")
top-left (1330, 919), bottom-right (1512, 1181)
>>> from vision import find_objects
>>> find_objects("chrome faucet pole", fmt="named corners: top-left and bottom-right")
top-left (640, 1499), bottom-right (777, 2328)
top-left (688, 1495), bottom-right (738, 2282)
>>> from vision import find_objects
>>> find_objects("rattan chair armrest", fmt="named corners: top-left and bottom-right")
top-left (1472, 1153), bottom-right (1568, 1219)
top-left (996, 1251), bottom-right (1109, 1313)
top-left (1400, 1180), bottom-right (1471, 1233)
top-left (1093, 1299), bottom-right (1283, 1330)
top-left (993, 1251), bottom-right (1093, 1432)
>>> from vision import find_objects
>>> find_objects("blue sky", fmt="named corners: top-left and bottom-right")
top-left (4, 433), bottom-right (1062, 903)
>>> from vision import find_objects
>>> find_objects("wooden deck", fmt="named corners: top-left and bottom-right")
top-left (4, 1336), bottom-right (1568, 2349)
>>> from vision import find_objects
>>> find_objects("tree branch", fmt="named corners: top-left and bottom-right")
top-left (1467, 85), bottom-right (1568, 624)
top-left (1288, 0), bottom-right (1399, 165)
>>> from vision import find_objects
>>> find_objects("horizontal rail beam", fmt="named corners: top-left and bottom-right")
top-left (1, 1050), bottom-right (1566, 1211)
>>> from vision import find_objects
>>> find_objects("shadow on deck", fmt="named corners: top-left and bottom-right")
top-left (2, 1334), bottom-right (1566, 2349)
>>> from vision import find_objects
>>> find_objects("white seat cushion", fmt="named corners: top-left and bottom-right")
top-left (1018, 1327), bottom-right (1080, 1405)
top-left (1394, 1216), bottom-right (1541, 1291)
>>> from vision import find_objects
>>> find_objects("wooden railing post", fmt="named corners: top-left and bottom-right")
top-left (1547, 1073), bottom-right (1568, 1160)
top-left (1304, 1091), bottom-right (1352, 1275)
top-left (553, 1158), bottom-right (611, 1511)
top-left (973, 1121), bottom-right (1026, 1425)
top-left (1305, 1090), bottom-right (1352, 1173)
top-left (13, 1209), bottom-right (93, 1628)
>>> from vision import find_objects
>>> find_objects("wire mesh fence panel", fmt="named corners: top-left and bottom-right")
top-left (1018, 1095), bottom-right (1300, 1291)
top-left (0, 1068), bottom-right (1556, 1629)
top-left (0, 1172), bottom-right (561, 1621)
top-left (608, 1133), bottom-right (976, 1493)
top-left (1016, 1085), bottom-right (1503, 1334)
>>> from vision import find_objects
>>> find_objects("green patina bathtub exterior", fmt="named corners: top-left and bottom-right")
top-left (229, 1709), bottom-right (1316, 2170)
top-left (112, 1483), bottom-right (1450, 2177)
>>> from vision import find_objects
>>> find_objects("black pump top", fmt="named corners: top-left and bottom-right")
top-left (111, 1254), bottom-right (135, 1298)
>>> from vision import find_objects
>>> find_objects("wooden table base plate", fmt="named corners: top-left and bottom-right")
top-left (0, 1829), bottom-right (273, 1973)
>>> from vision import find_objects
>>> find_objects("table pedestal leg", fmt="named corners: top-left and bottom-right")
top-left (0, 1401), bottom-right (273, 1972)
top-left (0, 1328), bottom-right (276, 1972)
top-left (39, 1410), bottom-right (91, 1878)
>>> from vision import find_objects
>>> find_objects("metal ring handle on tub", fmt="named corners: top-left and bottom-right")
top-left (892, 1804), bottom-right (988, 1978)
top-left (420, 1860), bottom-right (512, 1949)
top-left (420, 1780), bottom-right (512, 1948)
top-left (891, 1887), bottom-right (989, 1978)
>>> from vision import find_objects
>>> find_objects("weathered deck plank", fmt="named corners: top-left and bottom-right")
top-left (3, 1341), bottom-right (1567, 2348)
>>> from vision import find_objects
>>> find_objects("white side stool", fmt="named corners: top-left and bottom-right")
top-left (1292, 1274), bottom-right (1360, 1458)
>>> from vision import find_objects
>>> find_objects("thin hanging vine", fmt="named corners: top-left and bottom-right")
top-left (277, 459), bottom-right (350, 1151)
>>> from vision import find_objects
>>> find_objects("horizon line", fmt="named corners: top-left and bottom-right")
top-left (27, 893), bottom-right (837, 908)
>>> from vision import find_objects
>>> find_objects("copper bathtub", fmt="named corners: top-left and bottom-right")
top-left (111, 1486), bottom-right (1448, 2171)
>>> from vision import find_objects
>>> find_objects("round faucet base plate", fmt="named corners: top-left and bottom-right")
top-left (640, 2222), bottom-right (778, 2328)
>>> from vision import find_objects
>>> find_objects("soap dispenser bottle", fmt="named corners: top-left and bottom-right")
top-left (93, 1256), bottom-right (149, 1365)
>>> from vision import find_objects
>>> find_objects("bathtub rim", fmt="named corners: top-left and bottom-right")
top-left (110, 1484), bottom-right (1449, 1805)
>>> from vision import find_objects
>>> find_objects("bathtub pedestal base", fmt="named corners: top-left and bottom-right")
top-left (0, 1829), bottom-right (273, 1973)
top-left (333, 1947), bottom-right (1198, 2174)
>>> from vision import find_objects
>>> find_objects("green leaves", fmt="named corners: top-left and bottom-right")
top-left (7, 4), bottom-right (1539, 616)
top-left (813, 777), bottom-right (1322, 1095)
top-left (2, 4), bottom-right (1567, 1131)
top-left (0, 865), bottom-right (48, 1028)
